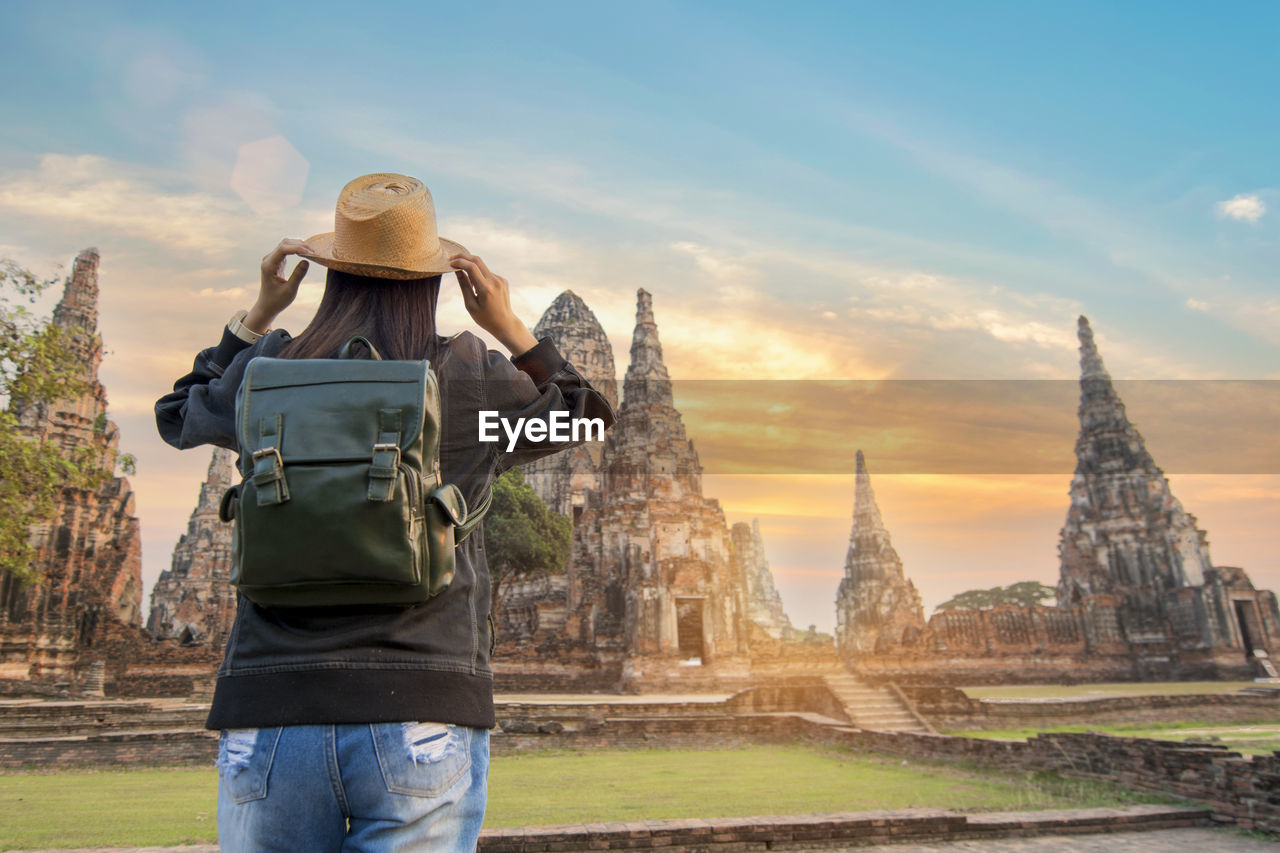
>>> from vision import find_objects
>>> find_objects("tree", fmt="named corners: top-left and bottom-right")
top-left (482, 467), bottom-right (572, 607)
top-left (0, 259), bottom-right (130, 584)
top-left (934, 581), bottom-right (1056, 613)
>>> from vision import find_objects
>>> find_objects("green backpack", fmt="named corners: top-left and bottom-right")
top-left (217, 335), bottom-right (490, 607)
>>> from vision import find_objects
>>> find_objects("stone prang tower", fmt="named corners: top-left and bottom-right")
top-left (1054, 316), bottom-right (1280, 674)
top-left (573, 289), bottom-right (752, 674)
top-left (147, 448), bottom-right (239, 645)
top-left (731, 519), bottom-right (793, 641)
top-left (835, 450), bottom-right (925, 657)
top-left (0, 249), bottom-right (144, 679)
top-left (1057, 317), bottom-right (1213, 632)
top-left (523, 291), bottom-right (617, 516)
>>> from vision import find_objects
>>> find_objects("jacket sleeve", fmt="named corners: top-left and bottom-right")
top-left (154, 327), bottom-right (283, 452)
top-left (483, 335), bottom-right (616, 473)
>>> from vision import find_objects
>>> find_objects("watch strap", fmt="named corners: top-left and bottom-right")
top-left (228, 309), bottom-right (268, 344)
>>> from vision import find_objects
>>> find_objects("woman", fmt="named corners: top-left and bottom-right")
top-left (155, 173), bottom-right (614, 851)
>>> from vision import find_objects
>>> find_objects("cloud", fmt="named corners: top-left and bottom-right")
top-left (0, 154), bottom-right (246, 253)
top-left (1215, 193), bottom-right (1266, 223)
top-left (443, 217), bottom-right (575, 269)
top-left (1186, 298), bottom-right (1209, 312)
top-left (197, 285), bottom-right (250, 299)
top-left (670, 241), bottom-right (754, 283)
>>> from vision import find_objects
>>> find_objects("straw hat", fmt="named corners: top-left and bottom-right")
top-left (299, 173), bottom-right (467, 280)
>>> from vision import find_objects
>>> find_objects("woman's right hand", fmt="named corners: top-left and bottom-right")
top-left (246, 238), bottom-right (314, 334)
top-left (450, 252), bottom-right (539, 356)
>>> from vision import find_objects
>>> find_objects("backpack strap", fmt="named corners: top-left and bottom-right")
top-left (454, 486), bottom-right (493, 543)
top-left (368, 408), bottom-right (402, 502)
top-left (251, 413), bottom-right (290, 507)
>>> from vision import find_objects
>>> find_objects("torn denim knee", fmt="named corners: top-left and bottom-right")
top-left (402, 722), bottom-right (457, 764)
top-left (218, 728), bottom-right (259, 777)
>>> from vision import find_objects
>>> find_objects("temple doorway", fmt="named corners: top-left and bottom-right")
top-left (1235, 599), bottom-right (1265, 657)
top-left (676, 598), bottom-right (704, 663)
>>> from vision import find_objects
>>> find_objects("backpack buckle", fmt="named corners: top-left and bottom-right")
top-left (251, 447), bottom-right (283, 467)
top-left (250, 446), bottom-right (290, 506)
top-left (369, 442), bottom-right (402, 502)
top-left (371, 442), bottom-right (401, 467)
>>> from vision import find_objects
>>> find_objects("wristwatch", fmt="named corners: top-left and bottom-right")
top-left (228, 309), bottom-right (268, 344)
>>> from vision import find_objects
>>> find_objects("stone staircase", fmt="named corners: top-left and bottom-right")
top-left (822, 673), bottom-right (933, 733)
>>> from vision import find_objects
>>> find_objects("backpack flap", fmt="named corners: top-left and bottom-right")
top-left (235, 357), bottom-right (436, 470)
top-left (228, 353), bottom-right (448, 607)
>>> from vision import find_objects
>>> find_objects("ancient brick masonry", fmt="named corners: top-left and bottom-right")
top-left (834, 450), bottom-right (925, 656)
top-left (842, 316), bottom-right (1280, 683)
top-left (0, 248), bottom-right (144, 680)
top-left (495, 290), bottom-right (615, 652)
top-left (522, 290), bottom-right (617, 518)
top-left (731, 519), bottom-right (793, 641)
top-left (495, 288), bottom-right (801, 687)
top-left (1056, 316), bottom-right (1278, 671)
top-left (580, 288), bottom-right (752, 673)
top-left (146, 447), bottom-right (238, 645)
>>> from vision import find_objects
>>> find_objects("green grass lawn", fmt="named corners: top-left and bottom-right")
top-left (960, 681), bottom-right (1259, 700)
top-left (946, 720), bottom-right (1280, 755)
top-left (0, 744), bottom-right (1171, 850)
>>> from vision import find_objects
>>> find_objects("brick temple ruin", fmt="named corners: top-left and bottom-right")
top-left (3, 248), bottom-right (1277, 697)
top-left (0, 249), bottom-right (145, 680)
top-left (0, 249), bottom-right (219, 695)
top-left (145, 448), bottom-right (238, 647)
top-left (494, 288), bottom-right (801, 690)
top-left (837, 316), bottom-right (1280, 683)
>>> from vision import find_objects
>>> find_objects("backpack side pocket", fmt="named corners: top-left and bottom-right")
top-left (424, 484), bottom-right (466, 597)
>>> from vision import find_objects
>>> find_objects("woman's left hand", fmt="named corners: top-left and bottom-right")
top-left (247, 238), bottom-right (314, 334)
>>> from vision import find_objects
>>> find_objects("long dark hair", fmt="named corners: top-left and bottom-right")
top-left (279, 269), bottom-right (442, 362)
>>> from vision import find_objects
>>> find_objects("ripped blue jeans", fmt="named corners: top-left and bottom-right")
top-left (217, 723), bottom-right (488, 852)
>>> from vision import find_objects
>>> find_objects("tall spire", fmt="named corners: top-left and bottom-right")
top-left (1077, 315), bottom-right (1108, 380)
top-left (147, 447), bottom-right (239, 643)
top-left (1073, 315), bottom-right (1154, 470)
top-left (199, 447), bottom-right (237, 511)
top-left (730, 519), bottom-right (793, 640)
top-left (851, 450), bottom-right (886, 545)
top-left (622, 288), bottom-right (673, 408)
top-left (52, 247), bottom-right (100, 337)
top-left (845, 450), bottom-right (900, 582)
top-left (1058, 316), bottom-right (1212, 602)
top-left (14, 248), bottom-right (108, 450)
top-left (835, 450), bottom-right (924, 655)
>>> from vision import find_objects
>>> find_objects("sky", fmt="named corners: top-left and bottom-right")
top-left (1, 1), bottom-right (1277, 634)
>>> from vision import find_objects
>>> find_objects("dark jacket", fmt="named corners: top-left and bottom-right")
top-left (155, 325), bottom-right (614, 730)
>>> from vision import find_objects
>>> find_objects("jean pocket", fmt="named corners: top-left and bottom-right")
top-left (217, 727), bottom-right (283, 804)
top-left (371, 721), bottom-right (472, 797)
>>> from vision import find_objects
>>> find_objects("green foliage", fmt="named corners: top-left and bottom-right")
top-left (0, 258), bottom-right (133, 585)
top-left (482, 467), bottom-right (572, 604)
top-left (934, 581), bottom-right (1056, 613)
top-left (796, 624), bottom-right (835, 645)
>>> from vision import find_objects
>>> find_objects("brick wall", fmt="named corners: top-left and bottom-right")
top-left (0, 730), bottom-right (216, 769)
top-left (900, 685), bottom-right (1280, 730)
